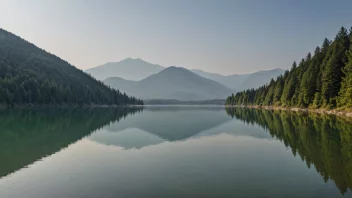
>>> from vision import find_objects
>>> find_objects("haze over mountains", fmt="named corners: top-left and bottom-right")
top-left (191, 69), bottom-right (251, 90)
top-left (86, 58), bottom-right (164, 81)
top-left (104, 66), bottom-right (233, 101)
top-left (103, 77), bottom-right (136, 94)
top-left (234, 68), bottom-right (286, 91)
top-left (87, 58), bottom-right (285, 101)
top-left (0, 27), bottom-right (285, 104)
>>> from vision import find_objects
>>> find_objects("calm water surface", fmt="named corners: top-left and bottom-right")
top-left (0, 107), bottom-right (351, 198)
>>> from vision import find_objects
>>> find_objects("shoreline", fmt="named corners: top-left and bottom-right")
top-left (0, 104), bottom-right (144, 109)
top-left (2, 103), bottom-right (351, 119)
top-left (225, 105), bottom-right (352, 118)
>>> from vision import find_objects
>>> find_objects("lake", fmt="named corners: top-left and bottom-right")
top-left (0, 107), bottom-right (351, 198)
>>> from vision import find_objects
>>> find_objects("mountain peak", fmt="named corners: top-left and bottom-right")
top-left (122, 57), bottom-right (144, 62)
top-left (166, 66), bottom-right (188, 71)
top-left (157, 66), bottom-right (197, 77)
top-left (86, 58), bottom-right (165, 81)
top-left (102, 66), bottom-right (233, 101)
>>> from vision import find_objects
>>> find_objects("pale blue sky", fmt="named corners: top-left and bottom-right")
top-left (1, 0), bottom-right (351, 74)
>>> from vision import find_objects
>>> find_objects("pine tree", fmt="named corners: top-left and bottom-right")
top-left (264, 79), bottom-right (275, 105)
top-left (226, 27), bottom-right (352, 110)
top-left (281, 62), bottom-right (297, 106)
top-left (321, 27), bottom-right (350, 107)
top-left (299, 48), bottom-right (321, 107)
top-left (337, 28), bottom-right (352, 108)
top-left (273, 75), bottom-right (284, 105)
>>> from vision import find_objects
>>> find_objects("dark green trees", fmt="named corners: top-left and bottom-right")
top-left (0, 28), bottom-right (143, 106)
top-left (280, 62), bottom-right (297, 106)
top-left (226, 27), bottom-right (352, 110)
top-left (337, 28), bottom-right (352, 108)
top-left (321, 27), bottom-right (350, 107)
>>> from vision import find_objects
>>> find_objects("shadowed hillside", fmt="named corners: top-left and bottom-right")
top-left (0, 29), bottom-right (143, 106)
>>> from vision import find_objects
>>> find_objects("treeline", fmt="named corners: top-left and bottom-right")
top-left (144, 99), bottom-right (226, 105)
top-left (225, 107), bottom-right (352, 194)
top-left (0, 28), bottom-right (143, 106)
top-left (226, 27), bottom-right (352, 109)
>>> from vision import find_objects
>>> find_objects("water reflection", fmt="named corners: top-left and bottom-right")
top-left (88, 106), bottom-right (233, 148)
top-left (0, 107), bottom-right (142, 178)
top-left (225, 107), bottom-right (352, 194)
top-left (0, 107), bottom-right (351, 197)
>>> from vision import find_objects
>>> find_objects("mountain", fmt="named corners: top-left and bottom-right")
top-left (192, 68), bottom-right (285, 91)
top-left (0, 28), bottom-right (143, 106)
top-left (86, 58), bottom-right (164, 81)
top-left (103, 77), bottom-right (136, 94)
top-left (235, 68), bottom-right (285, 91)
top-left (89, 58), bottom-right (284, 92)
top-left (191, 69), bottom-right (250, 89)
top-left (104, 66), bottom-right (233, 101)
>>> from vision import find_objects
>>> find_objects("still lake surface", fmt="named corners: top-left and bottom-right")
top-left (0, 107), bottom-right (351, 198)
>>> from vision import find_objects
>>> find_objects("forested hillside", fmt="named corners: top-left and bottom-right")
top-left (0, 29), bottom-right (143, 106)
top-left (226, 27), bottom-right (352, 110)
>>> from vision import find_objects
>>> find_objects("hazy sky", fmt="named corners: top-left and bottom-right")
top-left (1, 0), bottom-right (352, 74)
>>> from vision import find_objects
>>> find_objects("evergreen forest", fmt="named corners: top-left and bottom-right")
top-left (0, 29), bottom-right (143, 106)
top-left (226, 27), bottom-right (352, 110)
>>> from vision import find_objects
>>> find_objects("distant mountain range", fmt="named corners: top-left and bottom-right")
top-left (87, 58), bottom-right (285, 101)
top-left (104, 66), bottom-right (233, 101)
top-left (86, 58), bottom-right (164, 81)
top-left (190, 69), bottom-right (251, 90)
top-left (103, 76), bottom-right (136, 94)
top-left (234, 68), bottom-right (286, 91)
top-left (191, 69), bottom-right (285, 91)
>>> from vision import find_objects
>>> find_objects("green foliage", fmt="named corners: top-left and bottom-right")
top-left (226, 27), bottom-right (352, 110)
top-left (321, 27), bottom-right (350, 107)
top-left (337, 28), bottom-right (352, 108)
top-left (0, 29), bottom-right (143, 106)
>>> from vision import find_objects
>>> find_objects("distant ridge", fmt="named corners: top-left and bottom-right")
top-left (86, 58), bottom-right (164, 81)
top-left (192, 68), bottom-right (285, 91)
top-left (104, 66), bottom-right (233, 101)
top-left (103, 77), bottom-right (136, 94)
top-left (235, 68), bottom-right (285, 91)
top-left (89, 58), bottom-right (285, 100)
top-left (191, 69), bottom-right (250, 89)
